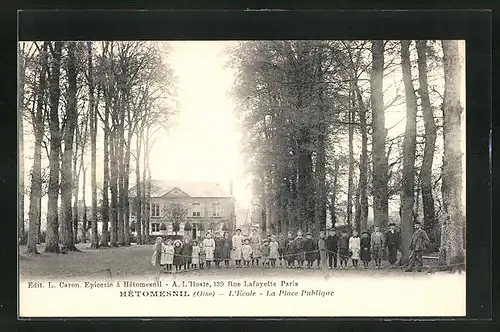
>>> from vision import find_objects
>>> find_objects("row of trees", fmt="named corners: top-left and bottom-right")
top-left (19, 41), bottom-right (176, 253)
top-left (229, 40), bottom-right (464, 266)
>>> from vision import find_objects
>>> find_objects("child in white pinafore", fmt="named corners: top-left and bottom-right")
top-left (349, 230), bottom-right (361, 268)
top-left (164, 239), bottom-right (175, 273)
top-left (191, 240), bottom-right (200, 269)
top-left (242, 238), bottom-right (253, 267)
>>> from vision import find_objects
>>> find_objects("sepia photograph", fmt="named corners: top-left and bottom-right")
top-left (18, 38), bottom-right (466, 317)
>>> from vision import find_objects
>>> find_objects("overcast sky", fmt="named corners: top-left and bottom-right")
top-left (21, 40), bottom-right (465, 225)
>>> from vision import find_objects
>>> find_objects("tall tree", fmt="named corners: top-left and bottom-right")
top-left (19, 43), bottom-right (26, 244)
top-left (416, 40), bottom-right (438, 244)
top-left (88, 41), bottom-right (100, 248)
top-left (27, 42), bottom-right (49, 254)
top-left (400, 40), bottom-right (418, 264)
top-left (60, 42), bottom-right (79, 251)
top-left (347, 91), bottom-right (355, 230)
top-left (370, 40), bottom-right (389, 229)
top-left (44, 41), bottom-right (63, 253)
top-left (355, 87), bottom-right (369, 231)
top-left (441, 40), bottom-right (465, 268)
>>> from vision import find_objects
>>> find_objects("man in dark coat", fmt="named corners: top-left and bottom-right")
top-left (294, 230), bottom-right (306, 268)
top-left (385, 222), bottom-right (400, 266)
top-left (405, 221), bottom-right (430, 272)
top-left (326, 228), bottom-right (338, 268)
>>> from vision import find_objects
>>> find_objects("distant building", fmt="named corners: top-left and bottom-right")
top-left (130, 180), bottom-right (236, 240)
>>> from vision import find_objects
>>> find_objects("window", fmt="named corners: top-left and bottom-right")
top-left (212, 202), bottom-right (222, 217)
top-left (151, 203), bottom-right (160, 217)
top-left (151, 223), bottom-right (160, 232)
top-left (192, 202), bottom-right (201, 217)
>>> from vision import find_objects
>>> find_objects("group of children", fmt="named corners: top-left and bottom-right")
top-left (151, 225), bottom-right (401, 273)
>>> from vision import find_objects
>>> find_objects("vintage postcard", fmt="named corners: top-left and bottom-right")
top-left (18, 39), bottom-right (466, 317)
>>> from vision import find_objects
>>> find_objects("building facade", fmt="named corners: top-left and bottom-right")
top-left (131, 180), bottom-right (236, 240)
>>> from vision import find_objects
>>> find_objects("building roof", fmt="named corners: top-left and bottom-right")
top-left (130, 180), bottom-right (232, 198)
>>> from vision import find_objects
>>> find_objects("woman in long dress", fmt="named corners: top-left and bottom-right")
top-left (202, 233), bottom-right (215, 268)
top-left (249, 228), bottom-right (261, 267)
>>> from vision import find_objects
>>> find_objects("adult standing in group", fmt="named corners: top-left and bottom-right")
top-left (249, 228), bottom-right (261, 267)
top-left (214, 232), bottom-right (224, 268)
top-left (202, 233), bottom-right (215, 268)
top-left (232, 228), bottom-right (244, 268)
top-left (294, 230), bottom-right (306, 268)
top-left (385, 222), bottom-right (400, 266)
top-left (326, 228), bottom-right (338, 269)
top-left (405, 221), bottom-right (430, 272)
top-left (370, 225), bottom-right (385, 268)
top-left (222, 231), bottom-right (233, 268)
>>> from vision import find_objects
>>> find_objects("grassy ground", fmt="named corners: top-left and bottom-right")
top-left (19, 243), bottom-right (446, 279)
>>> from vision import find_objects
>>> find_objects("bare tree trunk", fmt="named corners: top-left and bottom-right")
top-left (330, 159), bottom-right (340, 227)
top-left (72, 145), bottom-right (80, 244)
top-left (82, 166), bottom-right (88, 243)
top-left (416, 40), bottom-right (438, 246)
top-left (117, 124), bottom-right (125, 245)
top-left (19, 43), bottom-right (26, 244)
top-left (100, 91), bottom-right (111, 247)
top-left (370, 40), bottom-right (389, 230)
top-left (45, 41), bottom-right (63, 253)
top-left (109, 129), bottom-right (119, 247)
top-left (60, 41), bottom-right (78, 251)
top-left (441, 40), bottom-right (465, 269)
top-left (399, 40), bottom-right (418, 264)
top-left (141, 130), bottom-right (148, 243)
top-left (347, 89), bottom-right (355, 230)
top-left (135, 129), bottom-right (143, 244)
top-left (355, 87), bottom-right (369, 231)
top-left (123, 132), bottom-right (132, 245)
top-left (88, 42), bottom-right (99, 249)
top-left (27, 42), bottom-right (48, 254)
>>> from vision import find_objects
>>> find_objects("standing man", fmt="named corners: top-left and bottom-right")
top-left (232, 228), bottom-right (244, 268)
top-left (405, 221), bottom-right (430, 272)
top-left (294, 230), bottom-right (306, 268)
top-left (385, 222), bottom-right (400, 266)
top-left (370, 226), bottom-right (385, 268)
top-left (326, 228), bottom-right (338, 269)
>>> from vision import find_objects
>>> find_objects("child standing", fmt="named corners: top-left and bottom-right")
top-left (242, 238), bottom-right (253, 267)
top-left (182, 238), bottom-right (192, 271)
top-left (349, 230), bottom-right (361, 268)
top-left (269, 235), bottom-right (280, 268)
top-left (360, 231), bottom-right (371, 268)
top-left (303, 232), bottom-right (317, 269)
top-left (249, 228), bottom-right (261, 267)
top-left (202, 233), bottom-right (215, 269)
top-left (260, 239), bottom-right (271, 267)
top-left (164, 239), bottom-right (174, 273)
top-left (199, 242), bottom-right (206, 269)
top-left (338, 230), bottom-right (350, 268)
top-left (191, 240), bottom-right (200, 269)
top-left (173, 240), bottom-right (184, 273)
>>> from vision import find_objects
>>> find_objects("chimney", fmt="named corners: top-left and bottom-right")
top-left (229, 179), bottom-right (234, 197)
